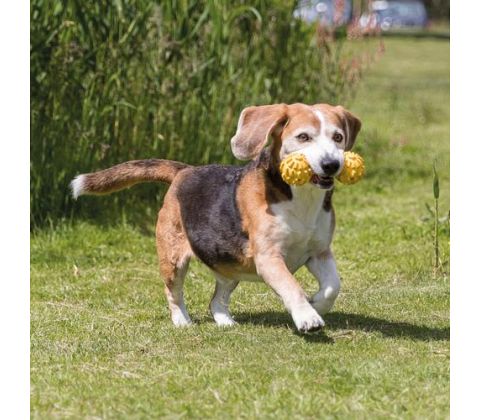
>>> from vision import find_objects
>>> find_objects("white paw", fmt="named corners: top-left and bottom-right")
top-left (292, 304), bottom-right (325, 333)
top-left (212, 312), bottom-right (237, 327)
top-left (171, 311), bottom-right (193, 327)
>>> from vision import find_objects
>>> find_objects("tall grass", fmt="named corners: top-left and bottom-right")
top-left (31, 0), bottom-right (361, 228)
top-left (432, 160), bottom-right (440, 271)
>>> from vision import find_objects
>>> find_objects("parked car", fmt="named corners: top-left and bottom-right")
top-left (359, 0), bottom-right (428, 31)
top-left (293, 0), bottom-right (353, 26)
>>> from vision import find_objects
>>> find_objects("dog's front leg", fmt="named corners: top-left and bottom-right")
top-left (256, 255), bottom-right (324, 333)
top-left (306, 249), bottom-right (341, 315)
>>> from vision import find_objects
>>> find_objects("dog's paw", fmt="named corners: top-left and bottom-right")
top-left (213, 313), bottom-right (237, 327)
top-left (171, 312), bottom-right (193, 327)
top-left (292, 304), bottom-right (325, 334)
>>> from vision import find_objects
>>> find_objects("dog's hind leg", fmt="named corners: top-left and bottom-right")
top-left (210, 273), bottom-right (239, 327)
top-left (162, 256), bottom-right (192, 327)
top-left (156, 199), bottom-right (193, 327)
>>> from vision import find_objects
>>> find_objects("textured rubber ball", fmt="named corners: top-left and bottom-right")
top-left (279, 154), bottom-right (313, 186)
top-left (336, 151), bottom-right (365, 185)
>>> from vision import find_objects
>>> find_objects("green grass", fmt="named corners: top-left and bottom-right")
top-left (31, 37), bottom-right (450, 418)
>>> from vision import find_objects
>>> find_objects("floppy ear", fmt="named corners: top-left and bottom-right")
top-left (231, 104), bottom-right (288, 160)
top-left (336, 106), bottom-right (362, 151)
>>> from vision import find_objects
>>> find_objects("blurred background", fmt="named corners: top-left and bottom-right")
top-left (30, 0), bottom-right (449, 229)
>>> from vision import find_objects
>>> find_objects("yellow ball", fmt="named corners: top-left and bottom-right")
top-left (279, 154), bottom-right (313, 186)
top-left (336, 151), bottom-right (365, 185)
top-left (279, 151), bottom-right (365, 186)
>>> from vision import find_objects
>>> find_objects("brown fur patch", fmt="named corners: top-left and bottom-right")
top-left (280, 103), bottom-right (321, 139)
top-left (155, 169), bottom-right (195, 284)
top-left (213, 262), bottom-right (257, 279)
top-left (313, 104), bottom-right (361, 150)
top-left (79, 159), bottom-right (189, 195)
top-left (312, 104), bottom-right (344, 127)
top-left (236, 168), bottom-right (287, 260)
top-left (231, 104), bottom-right (288, 160)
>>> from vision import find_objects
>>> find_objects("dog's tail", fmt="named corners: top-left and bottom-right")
top-left (70, 159), bottom-right (190, 199)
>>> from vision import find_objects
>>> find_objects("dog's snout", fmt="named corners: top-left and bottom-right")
top-left (320, 159), bottom-right (340, 176)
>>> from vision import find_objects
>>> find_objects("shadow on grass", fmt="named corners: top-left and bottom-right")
top-left (234, 311), bottom-right (450, 343)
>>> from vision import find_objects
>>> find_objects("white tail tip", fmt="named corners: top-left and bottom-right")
top-left (70, 174), bottom-right (86, 199)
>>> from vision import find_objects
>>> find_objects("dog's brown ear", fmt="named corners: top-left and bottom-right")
top-left (231, 104), bottom-right (288, 160)
top-left (336, 106), bottom-right (361, 151)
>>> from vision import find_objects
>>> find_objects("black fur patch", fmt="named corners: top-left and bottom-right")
top-left (266, 168), bottom-right (292, 202)
top-left (257, 149), bottom-right (292, 202)
top-left (176, 153), bottom-right (292, 267)
top-left (322, 188), bottom-right (334, 211)
top-left (177, 165), bottom-right (249, 267)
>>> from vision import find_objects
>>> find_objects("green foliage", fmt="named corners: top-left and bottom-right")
top-left (31, 0), bottom-right (357, 227)
top-left (423, 0), bottom-right (450, 20)
top-left (433, 160), bottom-right (441, 271)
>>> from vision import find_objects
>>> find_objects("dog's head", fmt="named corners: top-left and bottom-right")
top-left (231, 103), bottom-right (361, 189)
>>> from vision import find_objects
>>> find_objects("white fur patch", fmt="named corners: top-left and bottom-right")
top-left (211, 312), bottom-right (236, 327)
top-left (210, 274), bottom-right (238, 326)
top-left (291, 302), bottom-right (325, 332)
top-left (70, 175), bottom-right (86, 199)
top-left (307, 254), bottom-right (341, 315)
top-left (270, 185), bottom-right (333, 273)
top-left (171, 307), bottom-right (193, 327)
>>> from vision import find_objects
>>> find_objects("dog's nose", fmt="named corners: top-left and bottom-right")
top-left (320, 159), bottom-right (340, 176)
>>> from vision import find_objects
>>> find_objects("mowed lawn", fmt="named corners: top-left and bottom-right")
top-left (31, 37), bottom-right (450, 418)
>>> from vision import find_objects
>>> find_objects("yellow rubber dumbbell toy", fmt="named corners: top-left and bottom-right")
top-left (336, 151), bottom-right (365, 185)
top-left (279, 151), bottom-right (365, 186)
top-left (279, 154), bottom-right (313, 185)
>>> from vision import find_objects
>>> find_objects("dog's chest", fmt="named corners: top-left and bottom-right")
top-left (270, 187), bottom-right (333, 272)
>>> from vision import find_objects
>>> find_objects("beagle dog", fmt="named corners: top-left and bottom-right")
top-left (71, 103), bottom-right (361, 333)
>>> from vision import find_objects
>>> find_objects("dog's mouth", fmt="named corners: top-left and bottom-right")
top-left (310, 174), bottom-right (334, 189)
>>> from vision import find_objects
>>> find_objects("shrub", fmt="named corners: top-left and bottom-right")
top-left (31, 0), bottom-right (362, 227)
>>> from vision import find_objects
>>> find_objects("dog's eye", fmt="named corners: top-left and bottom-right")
top-left (333, 132), bottom-right (343, 143)
top-left (296, 133), bottom-right (311, 142)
